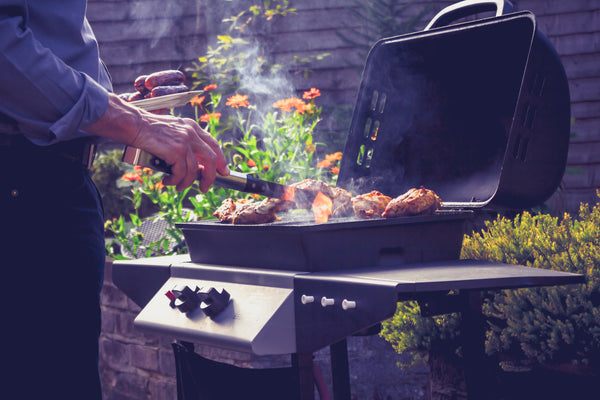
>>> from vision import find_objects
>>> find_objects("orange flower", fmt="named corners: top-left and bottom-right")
top-left (330, 166), bottom-right (339, 174)
top-left (325, 152), bottom-right (343, 162)
top-left (133, 165), bottom-right (142, 171)
top-left (226, 94), bottom-right (250, 108)
top-left (247, 159), bottom-right (256, 167)
top-left (306, 144), bottom-right (316, 152)
top-left (317, 159), bottom-right (332, 169)
top-left (273, 97), bottom-right (307, 114)
top-left (263, 164), bottom-right (269, 171)
top-left (302, 88), bottom-right (321, 100)
top-left (200, 112), bottom-right (221, 123)
top-left (189, 95), bottom-right (205, 107)
top-left (142, 167), bottom-right (153, 175)
top-left (154, 181), bottom-right (165, 191)
top-left (121, 172), bottom-right (142, 182)
top-left (203, 84), bottom-right (217, 92)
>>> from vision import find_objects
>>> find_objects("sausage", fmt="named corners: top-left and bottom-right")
top-left (134, 75), bottom-right (149, 94)
top-left (144, 70), bottom-right (185, 91)
top-left (149, 85), bottom-right (189, 98)
top-left (128, 92), bottom-right (145, 102)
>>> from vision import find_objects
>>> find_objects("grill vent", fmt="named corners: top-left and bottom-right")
top-left (529, 72), bottom-right (546, 97)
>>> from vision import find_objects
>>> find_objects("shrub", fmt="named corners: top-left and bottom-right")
top-left (90, 148), bottom-right (135, 220)
top-left (380, 191), bottom-right (600, 371)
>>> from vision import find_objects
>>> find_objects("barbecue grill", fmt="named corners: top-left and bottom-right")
top-left (113, 1), bottom-right (584, 399)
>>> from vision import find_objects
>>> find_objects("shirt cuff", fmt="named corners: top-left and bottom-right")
top-left (48, 73), bottom-right (109, 143)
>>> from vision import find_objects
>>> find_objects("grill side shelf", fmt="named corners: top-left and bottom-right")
top-left (112, 255), bottom-right (184, 308)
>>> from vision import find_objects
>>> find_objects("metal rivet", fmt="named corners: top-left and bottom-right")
top-left (321, 297), bottom-right (335, 307)
top-left (342, 299), bottom-right (357, 310)
top-left (301, 295), bottom-right (314, 304)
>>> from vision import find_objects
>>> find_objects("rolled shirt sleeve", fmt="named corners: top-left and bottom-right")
top-left (0, 1), bottom-right (111, 145)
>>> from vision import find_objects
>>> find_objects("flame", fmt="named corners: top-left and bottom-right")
top-left (312, 192), bottom-right (333, 223)
top-left (282, 186), bottom-right (295, 201)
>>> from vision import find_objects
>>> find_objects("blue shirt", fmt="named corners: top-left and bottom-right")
top-left (0, 0), bottom-right (112, 145)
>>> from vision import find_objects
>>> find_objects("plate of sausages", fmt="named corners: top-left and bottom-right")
top-left (119, 69), bottom-right (204, 111)
top-left (130, 90), bottom-right (204, 111)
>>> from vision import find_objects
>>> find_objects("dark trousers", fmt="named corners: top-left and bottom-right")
top-left (1, 140), bottom-right (105, 399)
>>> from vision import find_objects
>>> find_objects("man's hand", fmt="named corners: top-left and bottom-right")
top-left (84, 93), bottom-right (229, 192)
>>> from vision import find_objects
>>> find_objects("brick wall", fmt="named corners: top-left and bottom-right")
top-left (91, 1), bottom-right (600, 399)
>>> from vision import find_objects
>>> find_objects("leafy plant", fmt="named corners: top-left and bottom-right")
top-left (381, 191), bottom-right (600, 372)
top-left (90, 148), bottom-right (135, 220)
top-left (187, 0), bottom-right (328, 96)
top-left (337, 0), bottom-right (432, 69)
top-left (104, 1), bottom-right (345, 259)
top-left (105, 85), bottom-right (341, 259)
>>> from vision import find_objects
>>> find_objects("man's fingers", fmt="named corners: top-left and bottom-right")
top-left (185, 119), bottom-right (230, 176)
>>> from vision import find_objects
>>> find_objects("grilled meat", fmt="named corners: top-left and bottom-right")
top-left (150, 84), bottom-right (189, 98)
top-left (214, 179), bottom-right (354, 224)
top-left (213, 198), bottom-right (295, 224)
top-left (351, 190), bottom-right (392, 218)
top-left (144, 70), bottom-right (186, 91)
top-left (213, 198), bottom-right (238, 223)
top-left (290, 179), bottom-right (353, 217)
top-left (382, 187), bottom-right (442, 217)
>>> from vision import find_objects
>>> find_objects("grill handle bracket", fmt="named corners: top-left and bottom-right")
top-left (425, 0), bottom-right (514, 30)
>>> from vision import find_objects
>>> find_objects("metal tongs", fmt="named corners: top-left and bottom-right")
top-left (121, 146), bottom-right (316, 206)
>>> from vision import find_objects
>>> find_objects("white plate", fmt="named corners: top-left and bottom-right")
top-left (130, 90), bottom-right (204, 111)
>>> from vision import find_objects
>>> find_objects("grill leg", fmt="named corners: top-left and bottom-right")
top-left (330, 339), bottom-right (351, 400)
top-left (293, 352), bottom-right (315, 400)
top-left (462, 291), bottom-right (497, 400)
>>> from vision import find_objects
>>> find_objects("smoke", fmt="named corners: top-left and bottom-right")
top-left (235, 42), bottom-right (296, 114)
top-left (238, 45), bottom-right (293, 97)
top-left (127, 2), bottom-right (185, 48)
top-left (124, 1), bottom-right (298, 102)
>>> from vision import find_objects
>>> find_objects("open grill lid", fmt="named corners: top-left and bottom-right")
top-left (337, 2), bottom-right (570, 210)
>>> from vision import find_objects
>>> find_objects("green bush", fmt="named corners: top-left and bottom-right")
top-left (380, 192), bottom-right (600, 371)
top-left (90, 148), bottom-right (135, 220)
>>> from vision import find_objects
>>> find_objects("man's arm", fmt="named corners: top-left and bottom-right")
top-left (0, 3), bottom-right (108, 144)
top-left (84, 93), bottom-right (229, 192)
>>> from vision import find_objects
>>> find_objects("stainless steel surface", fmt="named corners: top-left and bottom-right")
top-left (114, 255), bottom-right (585, 355)
top-left (130, 256), bottom-right (301, 355)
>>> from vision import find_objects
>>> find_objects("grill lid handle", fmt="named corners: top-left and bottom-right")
top-left (424, 0), bottom-right (514, 31)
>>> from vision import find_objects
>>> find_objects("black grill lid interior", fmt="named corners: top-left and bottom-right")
top-left (337, 12), bottom-right (569, 209)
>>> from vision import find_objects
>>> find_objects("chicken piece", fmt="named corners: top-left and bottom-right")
top-left (290, 179), bottom-right (331, 209)
top-left (213, 198), bottom-right (239, 223)
top-left (351, 190), bottom-right (392, 219)
top-left (382, 187), bottom-right (442, 218)
top-left (231, 200), bottom-right (278, 224)
top-left (330, 186), bottom-right (353, 218)
top-left (213, 198), bottom-right (295, 224)
top-left (290, 179), bottom-right (353, 217)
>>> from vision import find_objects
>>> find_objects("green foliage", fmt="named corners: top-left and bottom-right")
top-left (338, 0), bottom-right (432, 65)
top-left (379, 301), bottom-right (461, 367)
top-left (90, 148), bottom-right (135, 220)
top-left (105, 87), bottom-right (339, 259)
top-left (381, 192), bottom-right (600, 370)
top-left (104, 1), bottom-right (344, 260)
top-left (187, 0), bottom-right (327, 97)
